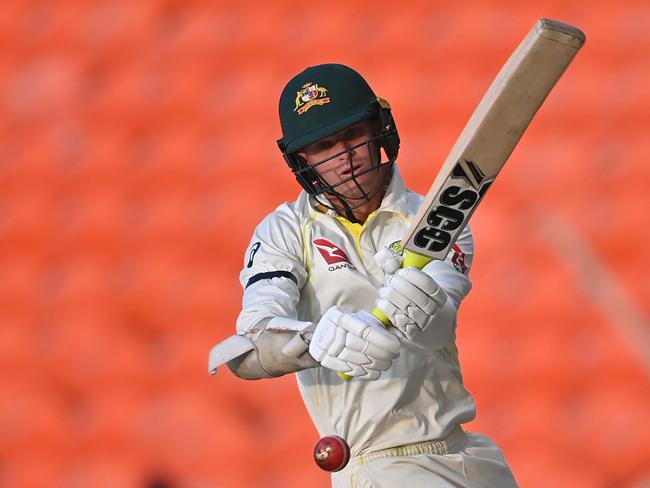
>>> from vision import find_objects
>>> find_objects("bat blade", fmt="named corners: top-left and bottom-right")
top-left (402, 18), bottom-right (585, 260)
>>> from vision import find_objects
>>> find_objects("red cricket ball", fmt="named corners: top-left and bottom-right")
top-left (313, 435), bottom-right (350, 472)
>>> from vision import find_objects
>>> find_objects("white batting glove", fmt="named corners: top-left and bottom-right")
top-left (374, 246), bottom-right (404, 277)
top-left (375, 248), bottom-right (448, 341)
top-left (309, 306), bottom-right (401, 380)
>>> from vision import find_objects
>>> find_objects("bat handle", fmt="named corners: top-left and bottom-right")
top-left (402, 250), bottom-right (434, 270)
top-left (338, 250), bottom-right (432, 380)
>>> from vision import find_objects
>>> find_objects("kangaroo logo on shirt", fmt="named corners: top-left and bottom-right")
top-left (313, 239), bottom-right (355, 271)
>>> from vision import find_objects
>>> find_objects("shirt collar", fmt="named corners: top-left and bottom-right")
top-left (376, 164), bottom-right (411, 215)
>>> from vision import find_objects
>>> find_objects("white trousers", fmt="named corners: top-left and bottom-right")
top-left (331, 430), bottom-right (519, 488)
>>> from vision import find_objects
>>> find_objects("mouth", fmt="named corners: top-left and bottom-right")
top-left (340, 163), bottom-right (365, 177)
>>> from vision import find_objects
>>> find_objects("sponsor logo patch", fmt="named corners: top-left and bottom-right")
top-left (313, 238), bottom-right (355, 271)
top-left (294, 82), bottom-right (330, 114)
top-left (313, 239), bottom-right (349, 264)
top-left (451, 243), bottom-right (468, 274)
top-left (388, 240), bottom-right (404, 255)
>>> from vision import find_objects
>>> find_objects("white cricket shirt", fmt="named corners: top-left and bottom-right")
top-left (236, 166), bottom-right (477, 455)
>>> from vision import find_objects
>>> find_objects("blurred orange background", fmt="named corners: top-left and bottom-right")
top-left (1, 0), bottom-right (649, 487)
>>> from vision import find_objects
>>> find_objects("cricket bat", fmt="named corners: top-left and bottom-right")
top-left (399, 18), bottom-right (585, 268)
top-left (340, 18), bottom-right (585, 380)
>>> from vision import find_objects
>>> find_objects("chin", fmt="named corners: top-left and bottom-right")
top-left (336, 179), bottom-right (381, 201)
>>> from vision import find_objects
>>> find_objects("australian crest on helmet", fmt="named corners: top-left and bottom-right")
top-left (294, 82), bottom-right (330, 114)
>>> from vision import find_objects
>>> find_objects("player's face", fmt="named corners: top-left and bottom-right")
top-left (298, 119), bottom-right (383, 199)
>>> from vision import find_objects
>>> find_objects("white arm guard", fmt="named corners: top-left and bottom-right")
top-left (208, 335), bottom-right (256, 376)
top-left (208, 317), bottom-right (318, 379)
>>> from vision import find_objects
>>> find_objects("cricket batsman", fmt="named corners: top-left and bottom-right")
top-left (209, 63), bottom-right (519, 487)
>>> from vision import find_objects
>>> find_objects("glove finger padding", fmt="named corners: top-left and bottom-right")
top-left (338, 347), bottom-right (372, 365)
top-left (374, 246), bottom-right (403, 277)
top-left (350, 311), bottom-right (401, 354)
top-left (336, 312), bottom-right (370, 338)
top-left (308, 306), bottom-right (400, 380)
top-left (363, 340), bottom-right (401, 362)
top-left (343, 328), bottom-right (399, 362)
top-left (392, 269), bottom-right (446, 310)
top-left (344, 333), bottom-right (368, 353)
top-left (320, 355), bottom-right (356, 374)
top-left (356, 368), bottom-right (380, 381)
top-left (375, 296), bottom-right (423, 327)
top-left (310, 307), bottom-right (344, 354)
top-left (376, 297), bottom-right (421, 339)
top-left (379, 277), bottom-right (429, 314)
top-left (375, 268), bottom-right (448, 341)
top-left (364, 356), bottom-right (392, 371)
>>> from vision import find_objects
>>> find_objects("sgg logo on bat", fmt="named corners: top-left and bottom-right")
top-left (413, 161), bottom-right (493, 257)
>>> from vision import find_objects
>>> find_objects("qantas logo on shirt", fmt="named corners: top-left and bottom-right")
top-left (313, 239), bottom-right (355, 271)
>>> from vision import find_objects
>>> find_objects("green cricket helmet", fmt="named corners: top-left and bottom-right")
top-left (276, 63), bottom-right (400, 198)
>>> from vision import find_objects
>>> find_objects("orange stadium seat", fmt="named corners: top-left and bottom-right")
top-left (2, 1), bottom-right (649, 487)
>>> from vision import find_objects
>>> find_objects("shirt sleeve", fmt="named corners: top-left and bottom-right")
top-left (235, 203), bottom-right (308, 335)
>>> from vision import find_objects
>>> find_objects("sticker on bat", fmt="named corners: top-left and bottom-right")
top-left (412, 160), bottom-right (493, 257)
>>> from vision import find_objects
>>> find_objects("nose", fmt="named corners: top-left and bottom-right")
top-left (335, 140), bottom-right (356, 159)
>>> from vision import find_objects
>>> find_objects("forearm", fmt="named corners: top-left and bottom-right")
top-left (209, 318), bottom-right (319, 380)
top-left (224, 273), bottom-right (314, 378)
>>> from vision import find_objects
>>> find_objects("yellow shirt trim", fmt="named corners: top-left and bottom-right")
top-left (335, 215), bottom-right (371, 261)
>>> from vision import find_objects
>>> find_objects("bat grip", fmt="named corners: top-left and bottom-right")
top-left (338, 250), bottom-right (432, 380)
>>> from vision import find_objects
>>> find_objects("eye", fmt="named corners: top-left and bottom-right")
top-left (342, 127), bottom-right (364, 140)
top-left (314, 140), bottom-right (335, 151)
